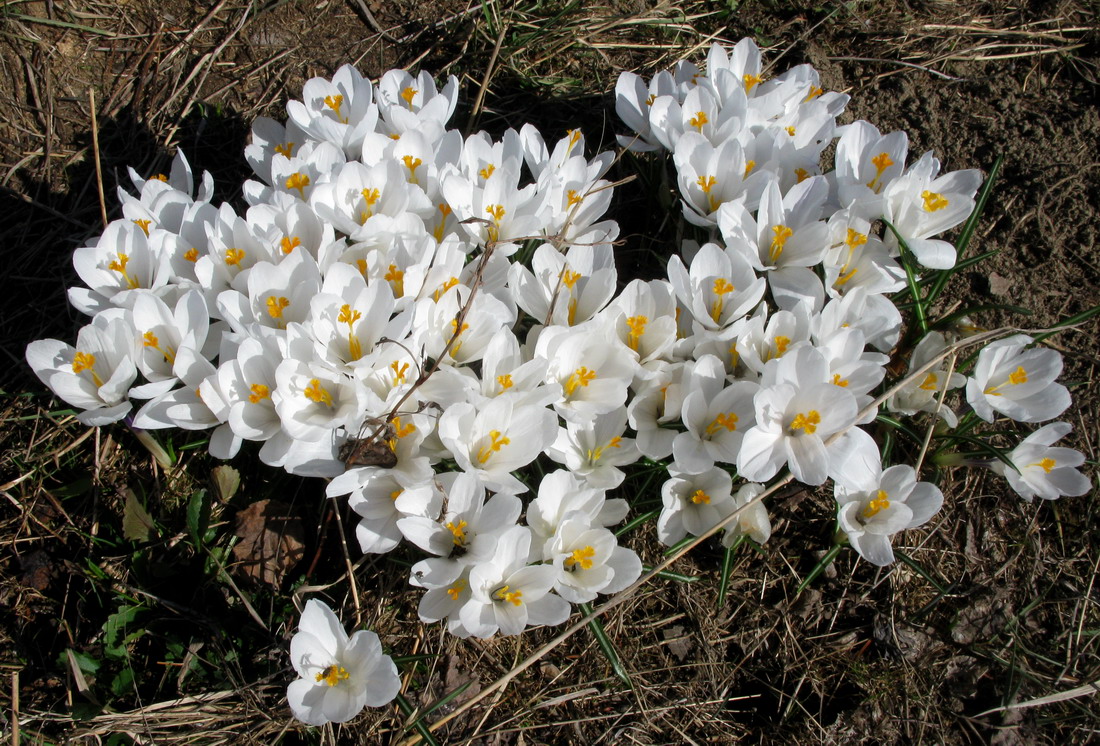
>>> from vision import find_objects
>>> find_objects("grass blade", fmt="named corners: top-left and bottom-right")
top-left (796, 544), bottom-right (842, 595)
top-left (884, 219), bottom-right (929, 336)
top-left (717, 534), bottom-right (745, 608)
top-left (394, 692), bottom-right (442, 746)
top-left (578, 602), bottom-right (633, 687)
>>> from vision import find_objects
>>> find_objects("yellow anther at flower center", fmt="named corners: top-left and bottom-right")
top-left (266, 296), bottom-right (290, 319)
top-left (586, 436), bottom-right (622, 464)
top-left (152, 173), bottom-right (168, 182)
top-left (281, 236), bottom-right (301, 254)
top-left (919, 372), bottom-right (939, 391)
top-left (274, 142), bottom-right (295, 158)
top-left (72, 351), bottom-right (103, 387)
top-left (691, 489), bottom-right (711, 505)
top-left (790, 410), bottom-right (821, 435)
top-left (339, 304), bottom-right (363, 360)
top-left (390, 489), bottom-right (403, 502)
top-left (862, 490), bottom-right (890, 519)
top-left (400, 86), bottom-right (418, 106)
top-left (705, 412), bottom-right (739, 437)
top-left (805, 85), bottom-right (824, 101)
top-left (133, 218), bottom-right (152, 236)
top-left (315, 665), bottom-right (350, 687)
top-left (985, 366), bottom-right (1028, 395)
top-left (766, 335), bottom-right (791, 361)
top-left (626, 315), bottom-right (648, 351)
top-left (392, 417), bottom-right (416, 439)
top-left (743, 73), bottom-right (763, 91)
top-left (477, 430), bottom-right (511, 465)
top-left (184, 248), bottom-right (199, 262)
top-left (447, 579), bottom-right (466, 600)
top-left (867, 152), bottom-right (894, 191)
top-left (785, 126), bottom-right (796, 137)
top-left (845, 228), bottom-right (868, 249)
top-left (697, 174), bottom-right (720, 211)
top-left (285, 172), bottom-right (310, 198)
top-left (795, 167), bottom-right (810, 183)
top-left (769, 224), bottom-right (793, 263)
top-left (485, 204), bottom-right (505, 223)
top-left (355, 258), bottom-right (368, 276)
top-left (566, 189), bottom-right (582, 207)
top-left (304, 378), bottom-right (334, 407)
top-left (142, 331), bottom-right (176, 365)
top-left (835, 267), bottom-right (859, 287)
top-left (323, 94), bottom-right (346, 122)
top-left (359, 187), bottom-right (381, 222)
top-left (567, 128), bottom-right (582, 152)
top-left (744, 159), bottom-right (756, 178)
top-left (832, 373), bottom-right (849, 388)
top-left (493, 585), bottom-right (523, 606)
top-left (225, 248), bottom-right (245, 266)
top-left (384, 264), bottom-right (404, 297)
top-left (565, 545), bottom-right (596, 571)
top-left (562, 268), bottom-right (581, 289)
top-left (1032, 457), bottom-right (1057, 473)
top-left (446, 519), bottom-right (468, 546)
top-left (479, 163), bottom-right (496, 181)
top-left (645, 93), bottom-right (657, 106)
top-left (564, 366), bottom-right (597, 397)
top-left (921, 190), bottom-right (949, 212)
top-left (496, 374), bottom-right (513, 390)
top-left (108, 252), bottom-right (140, 289)
top-left (433, 276), bottom-right (460, 302)
top-left (710, 278), bottom-right (736, 323)
top-left (248, 383), bottom-right (270, 403)
top-left (402, 155), bottom-right (422, 182)
top-left (390, 360), bottom-right (409, 384)
top-left (688, 111), bottom-right (708, 130)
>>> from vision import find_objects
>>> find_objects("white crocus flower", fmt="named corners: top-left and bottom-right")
top-left (887, 331), bottom-right (966, 427)
top-left (510, 243), bottom-right (617, 327)
top-left (398, 472), bottom-right (520, 564)
top-left (667, 242), bottom-right (765, 334)
top-left (287, 599), bottom-right (400, 726)
top-left (26, 312), bottom-right (138, 426)
top-left (536, 320), bottom-right (635, 425)
top-left (673, 132), bottom-right (766, 226)
top-left (735, 302), bottom-right (812, 378)
top-left (328, 468), bottom-right (440, 554)
top-left (440, 161), bottom-right (545, 254)
top-left (547, 516), bottom-right (642, 603)
top-left (834, 120), bottom-right (908, 219)
top-left (272, 358), bottom-right (364, 442)
top-left (70, 220), bottom-right (170, 315)
top-left (309, 159), bottom-right (432, 242)
top-left (286, 64), bottom-right (379, 158)
top-left (526, 470), bottom-right (628, 559)
top-left (416, 285), bottom-right (514, 365)
top-left (128, 289), bottom-right (210, 398)
top-left (376, 69), bottom-right (459, 143)
top-left (990, 423), bottom-right (1091, 502)
top-left (673, 355), bottom-right (758, 474)
top-left (882, 150), bottom-right (982, 270)
top-left (614, 69), bottom-right (678, 152)
top-left (217, 249), bottom-right (322, 336)
top-left (460, 525), bottom-right (570, 638)
top-left (307, 263), bottom-right (406, 373)
top-left (722, 483), bottom-right (771, 546)
top-left (965, 334), bottom-right (1071, 423)
top-left (834, 450), bottom-right (944, 567)
top-left (437, 397), bottom-right (558, 494)
top-left (605, 279), bottom-right (678, 375)
top-left (546, 408), bottom-right (640, 489)
top-left (214, 335), bottom-right (284, 443)
top-left (244, 115), bottom-right (310, 186)
top-left (814, 287), bottom-right (902, 354)
top-left (410, 558), bottom-right (475, 636)
top-left (737, 354), bottom-right (859, 485)
top-left (821, 210), bottom-right (904, 298)
top-left (658, 466), bottom-right (736, 546)
top-left (627, 362), bottom-right (687, 460)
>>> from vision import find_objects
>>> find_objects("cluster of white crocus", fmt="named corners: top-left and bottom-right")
top-left (26, 37), bottom-right (1091, 681)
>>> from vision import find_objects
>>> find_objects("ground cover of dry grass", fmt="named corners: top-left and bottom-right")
top-left (2, 1), bottom-right (1099, 743)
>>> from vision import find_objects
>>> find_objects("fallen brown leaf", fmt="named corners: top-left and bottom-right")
top-left (231, 499), bottom-right (305, 588)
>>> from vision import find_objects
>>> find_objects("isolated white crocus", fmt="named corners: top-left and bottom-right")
top-left (26, 313), bottom-right (138, 426)
top-left (287, 599), bottom-right (400, 726)
top-left (990, 422), bottom-right (1091, 502)
top-left (965, 334), bottom-right (1071, 423)
top-left (69, 220), bottom-right (170, 315)
top-left (547, 516), bottom-right (642, 603)
top-left (833, 120), bottom-right (908, 218)
top-left (834, 453), bottom-right (944, 567)
top-left (658, 467), bottom-right (736, 546)
top-left (460, 525), bottom-right (570, 638)
top-left (286, 64), bottom-right (379, 158)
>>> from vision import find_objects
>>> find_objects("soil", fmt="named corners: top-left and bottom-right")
top-left (1, 1), bottom-right (1098, 743)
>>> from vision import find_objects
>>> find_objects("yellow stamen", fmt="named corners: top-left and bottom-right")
top-left (496, 374), bottom-right (513, 390)
top-left (804, 86), bottom-right (824, 101)
top-left (564, 367), bottom-right (597, 397)
top-left (266, 296), bottom-right (290, 319)
top-left (152, 173), bottom-right (168, 182)
top-left (132, 218), bottom-right (152, 236)
top-left (280, 236), bottom-right (301, 255)
top-left (493, 585), bottom-right (523, 606)
top-left (478, 163), bottom-right (495, 181)
top-left (867, 152), bottom-right (894, 191)
top-left (918, 372), bottom-right (939, 391)
top-left (339, 304), bottom-right (363, 360)
top-left (184, 248), bottom-right (199, 262)
top-left (446, 519), bottom-right (468, 546)
top-left (477, 430), bottom-right (510, 464)
top-left (645, 93), bottom-right (656, 106)
top-left (705, 412), bottom-right (739, 437)
top-left (565, 545), bottom-right (596, 571)
top-left (688, 111), bottom-right (708, 130)
top-left (108, 252), bottom-right (140, 289)
top-left (567, 128), bottom-right (582, 152)
top-left (586, 436), bottom-right (622, 464)
top-left (225, 248), bottom-right (245, 266)
top-left (744, 159), bottom-right (756, 178)
top-left (785, 125), bottom-right (796, 137)
top-left (769, 224), bottom-right (793, 263)
top-left (832, 373), bottom-right (849, 387)
top-left (274, 142), bottom-right (295, 158)
top-left (696, 174), bottom-right (720, 211)
top-left (790, 410), bottom-right (821, 435)
top-left (324, 94), bottom-right (346, 123)
top-left (562, 268), bottom-right (581, 289)
top-left (401, 154), bottom-right (422, 182)
top-left (984, 366), bottom-right (1028, 395)
top-left (248, 383), bottom-right (270, 403)
top-left (142, 331), bottom-right (176, 365)
top-left (626, 315), bottom-right (648, 352)
top-left (710, 277), bottom-right (735, 323)
top-left (390, 360), bottom-right (409, 384)
top-left (862, 489), bottom-right (890, 519)
top-left (304, 378), bottom-right (333, 406)
top-left (315, 665), bottom-right (350, 687)
top-left (743, 73), bottom-right (763, 91)
top-left (566, 189), bottom-right (582, 207)
top-left (921, 190), bottom-right (949, 212)
top-left (447, 579), bottom-right (466, 600)
top-left (285, 172), bottom-right (310, 198)
top-left (795, 167), bottom-right (810, 183)
top-left (766, 335), bottom-right (791, 361)
top-left (72, 351), bottom-right (104, 388)
top-left (359, 187), bottom-right (381, 222)
top-left (384, 264), bottom-right (404, 297)
top-left (1031, 457), bottom-right (1057, 474)
top-left (691, 489), bottom-right (711, 505)
top-left (400, 87), bottom-right (418, 107)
